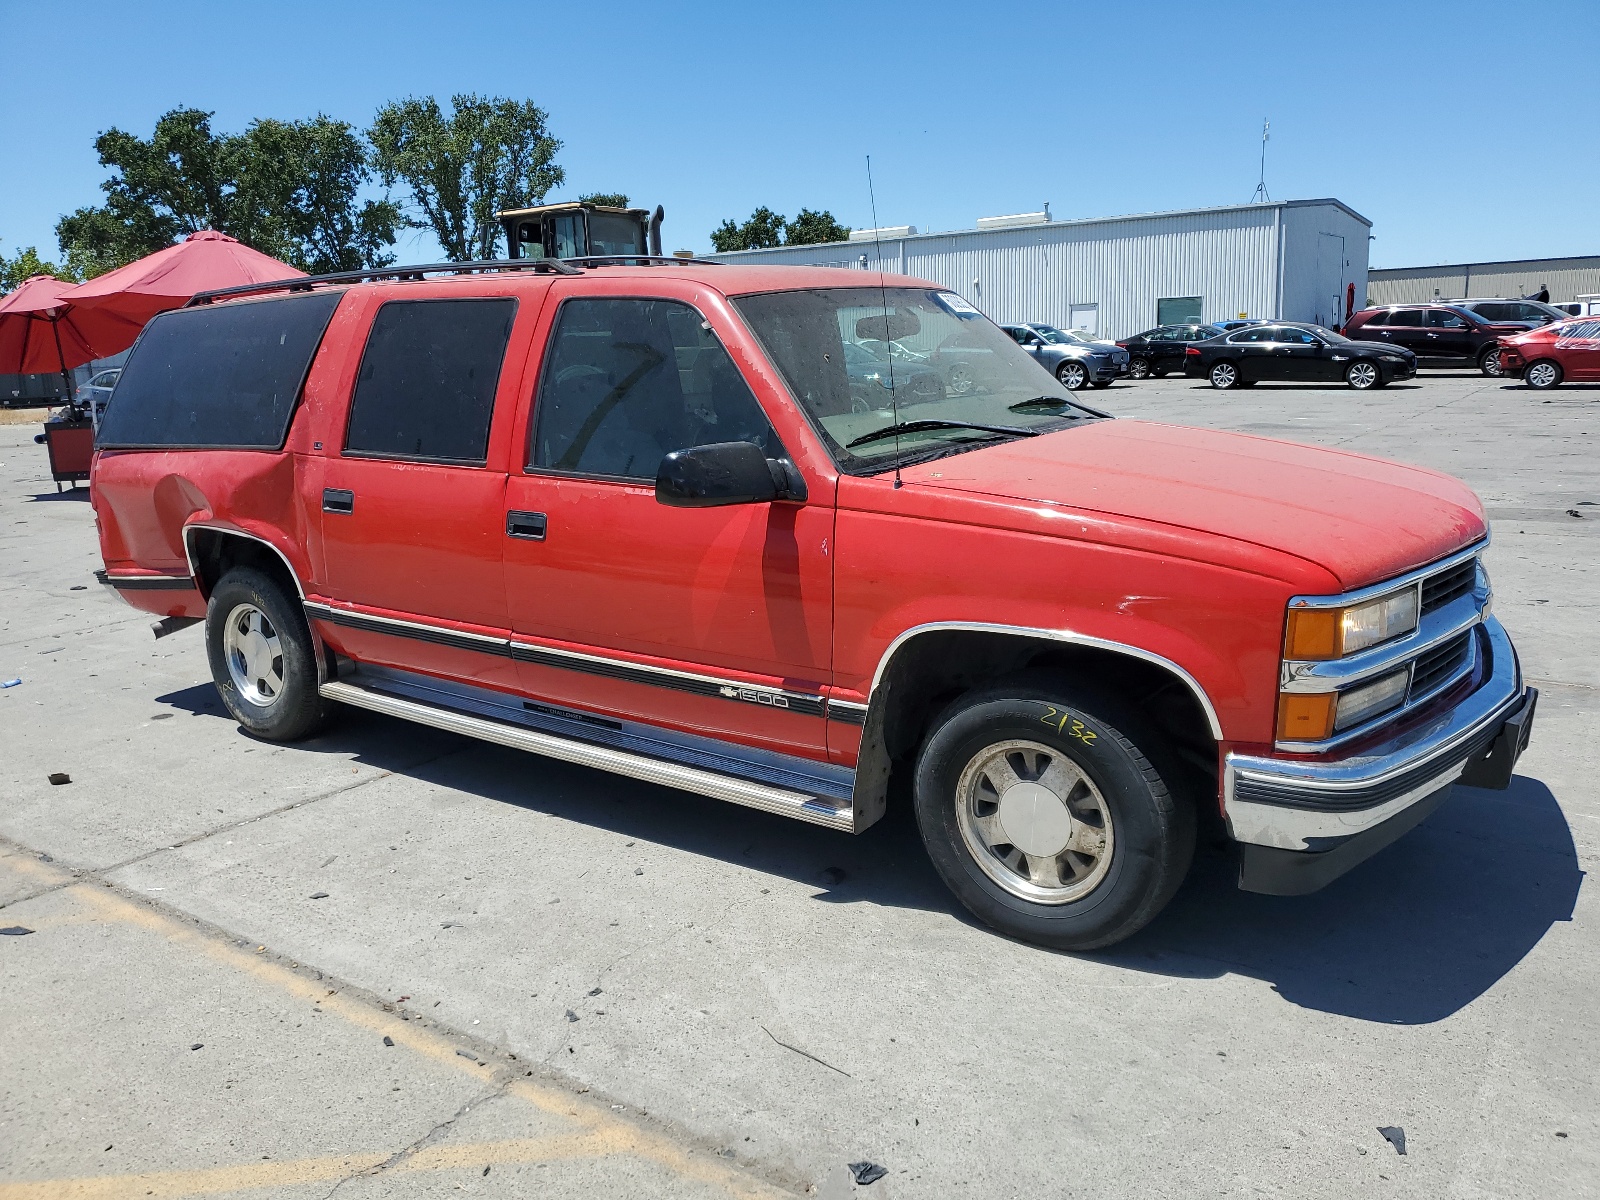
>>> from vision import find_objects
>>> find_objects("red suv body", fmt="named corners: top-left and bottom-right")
top-left (89, 261), bottom-right (1536, 949)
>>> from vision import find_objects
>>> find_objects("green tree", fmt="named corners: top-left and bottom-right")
top-left (369, 94), bottom-right (565, 261)
top-left (709, 207), bottom-right (788, 252)
top-left (784, 208), bottom-right (850, 245)
top-left (56, 107), bottom-right (236, 277)
top-left (0, 241), bottom-right (78, 292)
top-left (55, 107), bottom-right (401, 279)
top-left (577, 192), bottom-right (630, 208)
top-left (237, 116), bottom-right (402, 273)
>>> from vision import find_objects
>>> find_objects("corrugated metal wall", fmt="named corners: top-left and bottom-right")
top-left (1368, 256), bottom-right (1600, 305)
top-left (711, 201), bottom-right (1369, 340)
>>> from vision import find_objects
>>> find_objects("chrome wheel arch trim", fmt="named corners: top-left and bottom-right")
top-left (182, 523), bottom-right (307, 600)
top-left (864, 621), bottom-right (1225, 740)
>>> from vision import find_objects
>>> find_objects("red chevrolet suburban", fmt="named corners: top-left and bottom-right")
top-left (90, 259), bottom-right (1537, 950)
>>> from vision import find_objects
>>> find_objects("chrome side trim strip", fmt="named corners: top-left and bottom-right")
top-left (866, 621), bottom-right (1224, 740)
top-left (1286, 539), bottom-right (1487, 610)
top-left (827, 699), bottom-right (869, 726)
top-left (319, 679), bottom-right (856, 832)
top-left (96, 570), bottom-right (196, 590)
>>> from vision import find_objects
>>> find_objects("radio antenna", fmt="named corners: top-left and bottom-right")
top-left (866, 155), bottom-right (902, 488)
top-left (1251, 119), bottom-right (1271, 203)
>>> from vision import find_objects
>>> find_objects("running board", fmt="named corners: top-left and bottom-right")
top-left (319, 679), bottom-right (858, 832)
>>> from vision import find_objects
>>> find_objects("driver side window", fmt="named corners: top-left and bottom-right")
top-left (530, 298), bottom-right (781, 480)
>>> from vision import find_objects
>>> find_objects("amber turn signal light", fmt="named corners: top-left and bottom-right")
top-left (1284, 608), bottom-right (1340, 660)
top-left (1276, 692), bottom-right (1337, 742)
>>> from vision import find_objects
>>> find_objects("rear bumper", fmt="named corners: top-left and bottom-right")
top-left (1225, 617), bottom-right (1535, 894)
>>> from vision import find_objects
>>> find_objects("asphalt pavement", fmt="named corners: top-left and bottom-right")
top-left (1, 369), bottom-right (1595, 1198)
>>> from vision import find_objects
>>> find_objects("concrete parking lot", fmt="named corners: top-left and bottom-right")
top-left (1, 370), bottom-right (1595, 1199)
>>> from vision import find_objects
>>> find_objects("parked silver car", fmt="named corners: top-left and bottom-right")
top-left (78, 368), bottom-right (120, 428)
top-left (1001, 324), bottom-right (1130, 389)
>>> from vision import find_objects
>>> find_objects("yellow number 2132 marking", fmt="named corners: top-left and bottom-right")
top-left (1039, 706), bottom-right (1098, 745)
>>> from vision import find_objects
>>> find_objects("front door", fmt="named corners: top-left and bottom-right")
top-left (503, 290), bottom-right (833, 755)
top-left (1423, 308), bottom-right (1474, 360)
top-left (1273, 327), bottom-right (1325, 380)
top-left (318, 295), bottom-right (525, 687)
top-left (1558, 319), bottom-right (1600, 380)
top-left (1228, 327), bottom-right (1279, 380)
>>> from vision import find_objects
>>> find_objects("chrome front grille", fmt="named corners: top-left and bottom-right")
top-left (1421, 558), bottom-right (1476, 612)
top-left (1409, 629), bottom-right (1474, 700)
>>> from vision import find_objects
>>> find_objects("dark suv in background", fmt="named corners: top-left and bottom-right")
top-left (1342, 304), bottom-right (1531, 376)
top-left (1449, 298), bottom-right (1569, 327)
top-left (1116, 323), bottom-right (1225, 378)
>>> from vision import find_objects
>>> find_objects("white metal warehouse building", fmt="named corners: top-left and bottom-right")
top-left (1367, 255), bottom-right (1600, 306)
top-left (708, 198), bottom-right (1371, 341)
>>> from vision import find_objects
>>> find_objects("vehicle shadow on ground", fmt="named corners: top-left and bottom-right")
top-left (25, 488), bottom-right (91, 502)
top-left (1109, 774), bottom-right (1580, 1024)
top-left (1182, 383), bottom-right (1426, 392)
top-left (155, 682), bottom-right (1582, 1027)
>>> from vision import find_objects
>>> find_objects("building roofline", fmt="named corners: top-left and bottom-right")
top-left (710, 197), bottom-right (1371, 257)
top-left (1370, 254), bottom-right (1600, 278)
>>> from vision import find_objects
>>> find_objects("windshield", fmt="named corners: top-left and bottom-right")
top-left (1033, 325), bottom-right (1091, 345)
top-left (732, 288), bottom-right (1101, 472)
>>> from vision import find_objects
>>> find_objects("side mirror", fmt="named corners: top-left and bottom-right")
top-left (655, 441), bottom-right (806, 508)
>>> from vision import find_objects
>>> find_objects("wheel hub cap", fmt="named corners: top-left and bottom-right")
top-left (996, 782), bottom-right (1075, 857)
top-left (223, 602), bottom-right (284, 707)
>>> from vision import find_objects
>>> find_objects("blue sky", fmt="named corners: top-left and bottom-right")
top-left (2, 1), bottom-right (1596, 269)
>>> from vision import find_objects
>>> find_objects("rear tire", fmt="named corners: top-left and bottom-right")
top-left (205, 567), bottom-right (331, 741)
top-left (1209, 361), bottom-right (1239, 389)
top-left (1129, 358), bottom-right (1152, 380)
top-left (1525, 359), bottom-right (1562, 389)
top-left (913, 681), bottom-right (1195, 950)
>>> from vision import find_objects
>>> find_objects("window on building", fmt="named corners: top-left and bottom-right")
top-left (1156, 297), bottom-right (1203, 325)
top-left (530, 298), bottom-right (780, 480)
top-left (345, 298), bottom-right (517, 464)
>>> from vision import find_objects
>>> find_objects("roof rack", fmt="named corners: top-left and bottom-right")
top-left (185, 257), bottom-right (583, 307)
top-left (562, 255), bottom-right (723, 267)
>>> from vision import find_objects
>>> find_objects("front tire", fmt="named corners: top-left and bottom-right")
top-left (1209, 361), bottom-right (1239, 389)
top-left (205, 567), bottom-right (331, 741)
top-left (1056, 361), bottom-right (1088, 391)
top-left (913, 683), bottom-right (1195, 950)
top-left (1346, 360), bottom-right (1380, 389)
top-left (1480, 347), bottom-right (1504, 377)
top-left (1525, 359), bottom-right (1563, 389)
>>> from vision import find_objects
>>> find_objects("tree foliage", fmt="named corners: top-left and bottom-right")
top-left (784, 208), bottom-right (851, 245)
top-left (709, 206), bottom-right (850, 252)
top-left (369, 95), bottom-right (565, 261)
top-left (0, 241), bottom-right (78, 293)
top-left (53, 108), bottom-right (401, 278)
top-left (577, 192), bottom-right (630, 208)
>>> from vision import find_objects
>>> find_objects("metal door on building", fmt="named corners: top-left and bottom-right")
top-left (1068, 303), bottom-right (1099, 336)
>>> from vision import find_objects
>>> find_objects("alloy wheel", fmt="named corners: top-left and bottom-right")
top-left (946, 363), bottom-right (975, 396)
top-left (223, 602), bottom-right (285, 707)
top-left (1526, 361), bottom-right (1561, 389)
top-left (1347, 361), bottom-right (1379, 389)
top-left (1481, 349), bottom-right (1504, 377)
top-left (1058, 362), bottom-right (1087, 390)
top-left (1210, 362), bottom-right (1237, 389)
top-left (955, 739), bottom-right (1114, 905)
top-left (1129, 358), bottom-right (1151, 379)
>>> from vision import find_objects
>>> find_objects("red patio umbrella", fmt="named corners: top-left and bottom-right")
top-left (0, 275), bottom-right (130, 394)
top-left (56, 230), bottom-right (304, 355)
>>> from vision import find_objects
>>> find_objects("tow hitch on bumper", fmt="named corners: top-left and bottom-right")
top-left (1224, 618), bottom-right (1536, 896)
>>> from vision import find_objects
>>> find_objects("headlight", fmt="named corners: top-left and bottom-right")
top-left (1275, 668), bottom-right (1411, 741)
top-left (1283, 586), bottom-right (1419, 660)
top-left (1382, 355), bottom-right (1404, 362)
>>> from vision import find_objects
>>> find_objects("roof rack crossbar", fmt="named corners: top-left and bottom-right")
top-left (185, 257), bottom-right (583, 307)
top-left (563, 255), bottom-right (723, 267)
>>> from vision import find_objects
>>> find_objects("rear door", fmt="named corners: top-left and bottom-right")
top-left (501, 283), bottom-right (835, 756)
top-left (316, 289), bottom-right (538, 688)
top-left (1385, 308), bottom-right (1430, 356)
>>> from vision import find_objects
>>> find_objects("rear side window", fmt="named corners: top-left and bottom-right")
top-left (1472, 303), bottom-right (1511, 321)
top-left (96, 292), bottom-right (342, 450)
top-left (344, 298), bottom-right (517, 464)
top-left (1390, 309), bottom-right (1425, 326)
top-left (530, 298), bottom-right (780, 480)
top-left (1358, 311), bottom-right (1388, 327)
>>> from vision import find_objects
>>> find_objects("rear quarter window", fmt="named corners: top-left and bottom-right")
top-left (96, 292), bottom-right (343, 450)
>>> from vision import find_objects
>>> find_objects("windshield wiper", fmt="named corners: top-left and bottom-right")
top-left (846, 419), bottom-right (1040, 450)
top-left (1007, 395), bottom-right (1083, 412)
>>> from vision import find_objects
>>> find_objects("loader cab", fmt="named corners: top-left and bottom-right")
top-left (498, 201), bottom-right (663, 262)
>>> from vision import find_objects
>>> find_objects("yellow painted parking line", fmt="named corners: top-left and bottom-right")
top-left (0, 853), bottom-right (792, 1200)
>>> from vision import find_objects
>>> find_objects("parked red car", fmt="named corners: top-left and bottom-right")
top-left (1497, 317), bottom-right (1600, 389)
top-left (90, 260), bottom-right (1536, 950)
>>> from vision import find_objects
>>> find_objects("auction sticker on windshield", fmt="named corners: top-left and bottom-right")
top-left (936, 292), bottom-right (980, 317)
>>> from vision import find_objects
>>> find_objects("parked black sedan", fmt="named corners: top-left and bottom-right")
top-left (1182, 322), bottom-right (1416, 389)
top-left (1116, 322), bottom-right (1226, 378)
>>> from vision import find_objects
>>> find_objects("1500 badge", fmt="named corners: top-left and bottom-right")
top-left (720, 685), bottom-right (790, 709)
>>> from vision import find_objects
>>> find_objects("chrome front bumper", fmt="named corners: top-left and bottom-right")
top-left (1224, 616), bottom-right (1529, 855)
